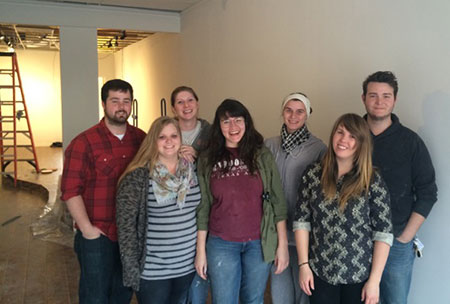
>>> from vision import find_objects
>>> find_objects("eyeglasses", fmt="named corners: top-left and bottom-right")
top-left (220, 117), bottom-right (245, 128)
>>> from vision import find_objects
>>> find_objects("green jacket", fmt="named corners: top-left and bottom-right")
top-left (196, 146), bottom-right (287, 262)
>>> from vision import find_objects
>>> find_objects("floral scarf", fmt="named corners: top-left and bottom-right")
top-left (151, 158), bottom-right (195, 209)
top-left (281, 124), bottom-right (311, 154)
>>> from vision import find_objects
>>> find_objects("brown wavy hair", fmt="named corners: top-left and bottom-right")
top-left (204, 99), bottom-right (263, 174)
top-left (321, 113), bottom-right (373, 211)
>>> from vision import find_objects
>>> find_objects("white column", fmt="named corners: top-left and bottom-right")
top-left (59, 26), bottom-right (99, 147)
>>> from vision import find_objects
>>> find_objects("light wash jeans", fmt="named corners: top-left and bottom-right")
top-left (270, 245), bottom-right (309, 304)
top-left (186, 273), bottom-right (209, 304)
top-left (206, 235), bottom-right (271, 304)
top-left (380, 238), bottom-right (415, 304)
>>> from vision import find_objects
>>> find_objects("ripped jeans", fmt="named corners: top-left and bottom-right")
top-left (206, 235), bottom-right (271, 304)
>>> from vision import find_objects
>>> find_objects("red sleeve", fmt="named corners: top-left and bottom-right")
top-left (60, 136), bottom-right (89, 201)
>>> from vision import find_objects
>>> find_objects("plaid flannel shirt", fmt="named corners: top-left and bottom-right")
top-left (61, 118), bottom-right (145, 241)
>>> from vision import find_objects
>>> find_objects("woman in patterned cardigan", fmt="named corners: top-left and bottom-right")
top-left (116, 117), bottom-right (200, 304)
top-left (293, 113), bottom-right (393, 304)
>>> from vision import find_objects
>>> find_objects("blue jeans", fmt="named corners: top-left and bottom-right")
top-left (136, 272), bottom-right (195, 304)
top-left (206, 235), bottom-right (271, 304)
top-left (380, 238), bottom-right (415, 304)
top-left (74, 230), bottom-right (132, 304)
top-left (186, 273), bottom-right (210, 304)
top-left (270, 245), bottom-right (309, 304)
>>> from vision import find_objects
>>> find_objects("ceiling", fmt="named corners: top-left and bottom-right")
top-left (35, 0), bottom-right (202, 12)
top-left (0, 0), bottom-right (203, 53)
top-left (0, 24), bottom-right (155, 53)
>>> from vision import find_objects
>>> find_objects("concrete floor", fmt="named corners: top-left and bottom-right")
top-left (0, 147), bottom-right (79, 304)
top-left (0, 147), bottom-right (273, 304)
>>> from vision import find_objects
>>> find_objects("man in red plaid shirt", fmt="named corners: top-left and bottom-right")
top-left (61, 79), bottom-right (146, 304)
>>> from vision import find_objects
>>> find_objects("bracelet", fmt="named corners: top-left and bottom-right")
top-left (298, 261), bottom-right (309, 267)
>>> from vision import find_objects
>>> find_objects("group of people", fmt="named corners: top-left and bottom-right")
top-left (61, 71), bottom-right (437, 304)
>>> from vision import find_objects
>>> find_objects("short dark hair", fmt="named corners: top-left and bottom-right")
top-left (204, 99), bottom-right (263, 174)
top-left (170, 86), bottom-right (199, 107)
top-left (362, 71), bottom-right (398, 98)
top-left (101, 79), bottom-right (133, 103)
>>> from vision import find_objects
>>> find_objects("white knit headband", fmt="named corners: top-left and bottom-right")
top-left (282, 93), bottom-right (311, 118)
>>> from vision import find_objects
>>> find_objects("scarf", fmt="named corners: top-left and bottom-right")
top-left (151, 158), bottom-right (194, 209)
top-left (281, 124), bottom-right (311, 154)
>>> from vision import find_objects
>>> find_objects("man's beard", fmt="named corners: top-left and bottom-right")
top-left (367, 112), bottom-right (390, 122)
top-left (105, 110), bottom-right (129, 125)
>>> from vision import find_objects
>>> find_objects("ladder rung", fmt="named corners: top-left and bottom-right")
top-left (0, 101), bottom-right (24, 104)
top-left (2, 158), bottom-right (35, 161)
top-left (0, 85), bottom-right (20, 88)
top-left (0, 137), bottom-right (14, 140)
top-left (0, 118), bottom-right (27, 122)
top-left (0, 130), bottom-right (29, 133)
top-left (1, 145), bottom-right (33, 148)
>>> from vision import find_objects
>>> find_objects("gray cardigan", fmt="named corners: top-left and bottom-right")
top-left (116, 167), bottom-right (150, 291)
top-left (265, 134), bottom-right (326, 245)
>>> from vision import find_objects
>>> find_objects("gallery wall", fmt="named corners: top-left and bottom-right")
top-left (119, 1), bottom-right (449, 302)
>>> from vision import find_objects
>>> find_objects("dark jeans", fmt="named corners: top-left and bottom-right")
top-left (74, 230), bottom-right (132, 304)
top-left (310, 274), bottom-right (364, 304)
top-left (136, 272), bottom-right (196, 304)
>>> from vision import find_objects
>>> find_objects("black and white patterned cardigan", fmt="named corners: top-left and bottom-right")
top-left (116, 167), bottom-right (150, 291)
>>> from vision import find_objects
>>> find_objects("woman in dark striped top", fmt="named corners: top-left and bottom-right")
top-left (116, 116), bottom-right (201, 304)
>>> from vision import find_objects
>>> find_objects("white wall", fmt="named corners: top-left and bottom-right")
top-left (135, 0), bottom-right (449, 302)
top-left (116, 33), bottom-right (182, 132)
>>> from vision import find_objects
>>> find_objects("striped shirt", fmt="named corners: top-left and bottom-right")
top-left (141, 178), bottom-right (201, 280)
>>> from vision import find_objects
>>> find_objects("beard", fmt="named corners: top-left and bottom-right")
top-left (104, 110), bottom-right (130, 125)
top-left (367, 112), bottom-right (391, 122)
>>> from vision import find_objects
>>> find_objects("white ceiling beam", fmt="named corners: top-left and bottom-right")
top-left (0, 0), bottom-right (180, 33)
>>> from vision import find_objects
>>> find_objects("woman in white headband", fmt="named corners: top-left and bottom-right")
top-left (265, 92), bottom-right (327, 304)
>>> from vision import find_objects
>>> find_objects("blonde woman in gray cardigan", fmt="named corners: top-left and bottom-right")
top-left (265, 92), bottom-right (326, 304)
top-left (116, 117), bottom-right (200, 304)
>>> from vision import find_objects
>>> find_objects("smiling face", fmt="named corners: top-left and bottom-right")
top-left (282, 100), bottom-right (307, 133)
top-left (102, 90), bottom-right (132, 125)
top-left (157, 123), bottom-right (181, 160)
top-left (172, 90), bottom-right (199, 122)
top-left (220, 116), bottom-right (246, 148)
top-left (332, 124), bottom-right (358, 163)
top-left (362, 82), bottom-right (396, 121)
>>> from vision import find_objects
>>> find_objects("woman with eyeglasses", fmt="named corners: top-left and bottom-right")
top-left (195, 99), bottom-right (288, 304)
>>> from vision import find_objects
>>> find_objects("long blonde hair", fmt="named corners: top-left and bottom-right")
top-left (321, 113), bottom-right (373, 210)
top-left (118, 116), bottom-right (181, 184)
